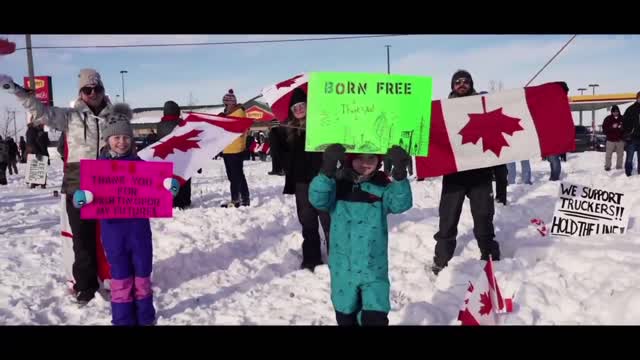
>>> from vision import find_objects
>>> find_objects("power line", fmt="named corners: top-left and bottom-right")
top-left (14, 34), bottom-right (410, 51)
top-left (525, 34), bottom-right (578, 87)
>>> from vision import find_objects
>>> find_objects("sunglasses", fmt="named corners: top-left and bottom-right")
top-left (80, 85), bottom-right (105, 95)
top-left (454, 78), bottom-right (471, 86)
top-left (291, 102), bottom-right (306, 112)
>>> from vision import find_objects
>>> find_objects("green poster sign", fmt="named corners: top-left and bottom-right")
top-left (306, 72), bottom-right (432, 156)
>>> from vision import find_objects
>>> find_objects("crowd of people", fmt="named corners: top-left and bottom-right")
top-left (1, 67), bottom-right (639, 327)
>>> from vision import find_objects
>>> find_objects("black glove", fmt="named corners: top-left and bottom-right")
top-left (321, 143), bottom-right (346, 178)
top-left (387, 145), bottom-right (410, 181)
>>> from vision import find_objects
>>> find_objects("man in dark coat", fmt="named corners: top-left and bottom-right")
top-left (431, 70), bottom-right (500, 275)
top-left (156, 100), bottom-right (192, 209)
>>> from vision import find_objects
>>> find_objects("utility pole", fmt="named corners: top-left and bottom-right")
top-left (120, 70), bottom-right (128, 103)
top-left (25, 35), bottom-right (36, 92)
top-left (385, 45), bottom-right (391, 74)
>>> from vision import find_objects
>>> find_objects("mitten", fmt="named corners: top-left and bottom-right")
top-left (388, 145), bottom-right (411, 181)
top-left (321, 143), bottom-right (346, 178)
top-left (163, 178), bottom-right (180, 197)
top-left (72, 190), bottom-right (94, 208)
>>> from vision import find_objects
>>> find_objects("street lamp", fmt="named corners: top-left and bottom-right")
top-left (120, 70), bottom-right (128, 103)
top-left (385, 45), bottom-right (391, 74)
top-left (577, 87), bottom-right (587, 125)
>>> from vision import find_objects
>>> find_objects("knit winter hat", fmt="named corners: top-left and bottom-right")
top-left (451, 69), bottom-right (474, 90)
top-left (102, 103), bottom-right (134, 140)
top-left (163, 100), bottom-right (181, 117)
top-left (223, 89), bottom-right (237, 104)
top-left (611, 105), bottom-right (620, 113)
top-left (289, 87), bottom-right (307, 107)
top-left (78, 68), bottom-right (103, 90)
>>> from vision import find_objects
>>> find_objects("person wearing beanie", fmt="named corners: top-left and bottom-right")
top-left (602, 104), bottom-right (625, 171)
top-left (72, 103), bottom-right (179, 325)
top-left (157, 100), bottom-right (192, 209)
top-left (309, 144), bottom-right (412, 326)
top-left (0, 69), bottom-right (118, 305)
top-left (219, 89), bottom-right (251, 208)
top-left (622, 92), bottom-right (640, 176)
top-left (431, 70), bottom-right (500, 276)
top-left (269, 87), bottom-right (330, 271)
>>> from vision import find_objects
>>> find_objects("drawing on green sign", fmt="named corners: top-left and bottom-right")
top-left (305, 72), bottom-right (433, 156)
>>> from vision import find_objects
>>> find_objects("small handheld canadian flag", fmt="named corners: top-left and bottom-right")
top-left (458, 256), bottom-right (515, 326)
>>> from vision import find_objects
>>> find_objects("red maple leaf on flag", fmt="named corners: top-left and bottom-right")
top-left (459, 95), bottom-right (524, 157)
top-left (276, 75), bottom-right (303, 89)
top-left (479, 291), bottom-right (493, 315)
top-left (152, 129), bottom-right (203, 160)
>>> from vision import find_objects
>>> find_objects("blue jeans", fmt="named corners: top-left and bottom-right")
top-left (506, 160), bottom-right (532, 185)
top-left (547, 155), bottom-right (561, 181)
top-left (625, 140), bottom-right (640, 176)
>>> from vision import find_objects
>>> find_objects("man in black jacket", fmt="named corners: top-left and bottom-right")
top-left (623, 91), bottom-right (640, 176)
top-left (432, 70), bottom-right (500, 275)
top-left (268, 119), bottom-right (285, 175)
top-left (157, 100), bottom-right (192, 209)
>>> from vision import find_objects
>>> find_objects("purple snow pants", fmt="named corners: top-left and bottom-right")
top-left (100, 218), bottom-right (155, 326)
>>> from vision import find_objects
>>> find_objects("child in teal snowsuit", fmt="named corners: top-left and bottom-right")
top-left (309, 144), bottom-right (412, 326)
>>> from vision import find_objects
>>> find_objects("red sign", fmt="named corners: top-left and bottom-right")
top-left (245, 105), bottom-right (275, 121)
top-left (23, 76), bottom-right (54, 106)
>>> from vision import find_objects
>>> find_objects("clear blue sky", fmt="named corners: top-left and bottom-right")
top-left (0, 34), bottom-right (638, 134)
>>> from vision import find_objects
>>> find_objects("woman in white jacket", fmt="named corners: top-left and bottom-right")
top-left (1, 69), bottom-right (114, 305)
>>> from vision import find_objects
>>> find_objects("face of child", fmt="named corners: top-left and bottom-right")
top-left (352, 154), bottom-right (379, 176)
top-left (108, 135), bottom-right (132, 155)
top-left (291, 102), bottom-right (307, 120)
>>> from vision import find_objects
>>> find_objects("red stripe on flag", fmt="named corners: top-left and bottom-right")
top-left (415, 100), bottom-right (457, 178)
top-left (458, 308), bottom-right (480, 326)
top-left (182, 113), bottom-right (254, 133)
top-left (525, 82), bottom-right (575, 157)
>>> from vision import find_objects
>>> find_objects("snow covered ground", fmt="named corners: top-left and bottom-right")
top-left (1, 150), bottom-right (639, 325)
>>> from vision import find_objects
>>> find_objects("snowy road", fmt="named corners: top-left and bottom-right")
top-left (1, 151), bottom-right (639, 325)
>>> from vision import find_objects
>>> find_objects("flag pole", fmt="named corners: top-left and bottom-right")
top-left (487, 255), bottom-right (502, 325)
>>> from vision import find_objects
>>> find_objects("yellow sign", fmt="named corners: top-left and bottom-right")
top-left (246, 110), bottom-right (263, 120)
top-left (25, 78), bottom-right (46, 89)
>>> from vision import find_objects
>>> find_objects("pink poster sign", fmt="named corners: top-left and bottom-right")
top-left (80, 159), bottom-right (173, 219)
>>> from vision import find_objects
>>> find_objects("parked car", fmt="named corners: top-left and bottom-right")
top-left (574, 125), bottom-right (593, 152)
top-left (594, 132), bottom-right (606, 152)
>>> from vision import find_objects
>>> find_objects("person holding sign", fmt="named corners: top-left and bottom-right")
top-left (73, 104), bottom-right (179, 325)
top-left (431, 70), bottom-right (501, 276)
top-left (309, 144), bottom-right (412, 326)
top-left (272, 88), bottom-right (331, 272)
top-left (0, 69), bottom-right (116, 305)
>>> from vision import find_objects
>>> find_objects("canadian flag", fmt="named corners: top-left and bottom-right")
top-left (458, 257), bottom-right (514, 326)
top-left (261, 73), bottom-right (308, 121)
top-left (138, 112), bottom-right (253, 182)
top-left (0, 38), bottom-right (16, 55)
top-left (416, 82), bottom-right (574, 178)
